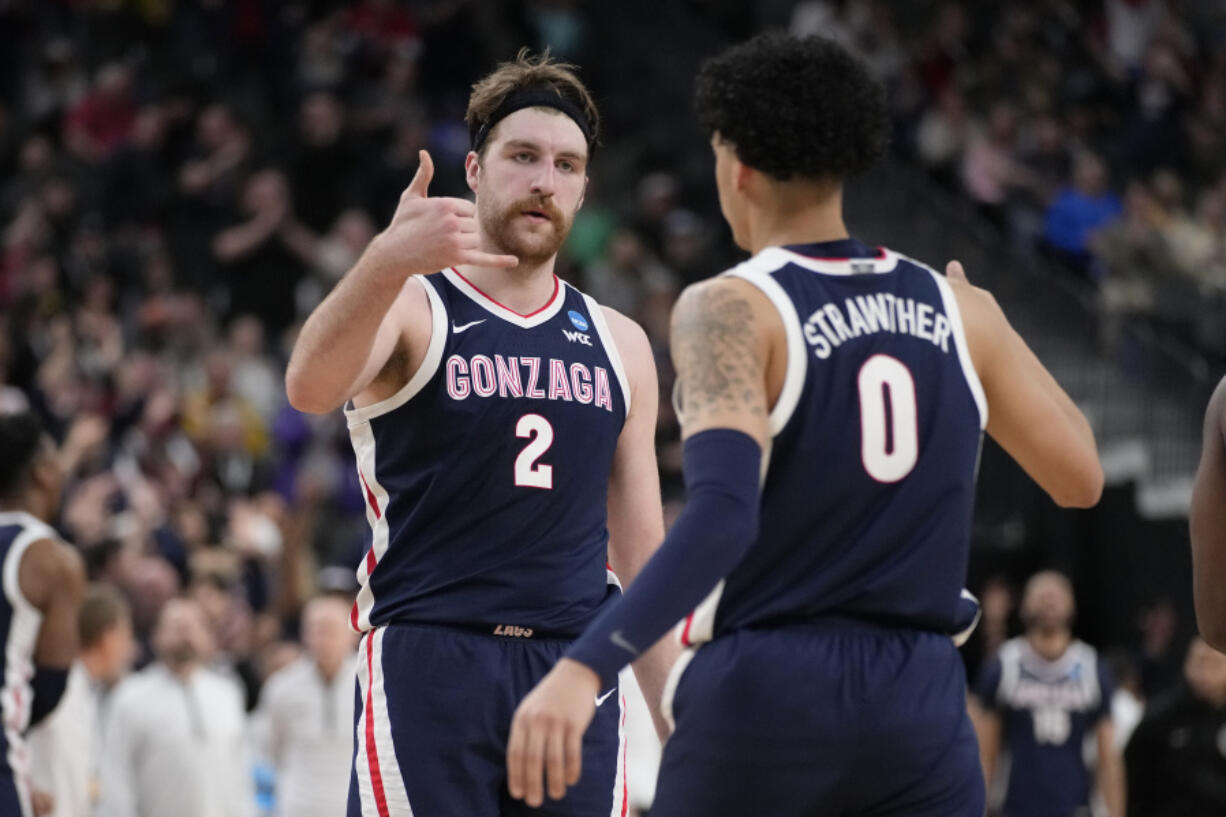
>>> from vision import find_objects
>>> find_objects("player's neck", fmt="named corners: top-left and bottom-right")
top-left (746, 188), bottom-right (848, 254)
top-left (1026, 628), bottom-right (1072, 661)
top-left (0, 494), bottom-right (46, 523)
top-left (454, 258), bottom-right (558, 315)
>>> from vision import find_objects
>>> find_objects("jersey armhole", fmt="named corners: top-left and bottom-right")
top-left (581, 294), bottom-right (632, 419)
top-left (721, 269), bottom-right (807, 437)
top-left (344, 275), bottom-right (448, 426)
top-left (927, 270), bottom-right (989, 430)
top-left (1, 517), bottom-right (56, 619)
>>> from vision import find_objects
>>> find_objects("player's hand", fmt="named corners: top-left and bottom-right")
top-left (370, 150), bottom-right (518, 280)
top-left (31, 789), bottom-right (54, 817)
top-left (507, 658), bottom-right (601, 807)
top-left (945, 260), bottom-right (968, 282)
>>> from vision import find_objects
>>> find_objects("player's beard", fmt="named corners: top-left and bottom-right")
top-left (482, 194), bottom-right (570, 267)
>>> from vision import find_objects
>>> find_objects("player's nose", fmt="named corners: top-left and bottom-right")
top-left (530, 164), bottom-right (557, 197)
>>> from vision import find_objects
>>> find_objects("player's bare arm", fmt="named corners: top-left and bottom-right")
top-left (286, 150), bottom-right (517, 414)
top-left (20, 537), bottom-right (86, 723)
top-left (600, 306), bottom-right (679, 740)
top-left (946, 262), bottom-right (1103, 508)
top-left (1190, 375), bottom-right (1226, 650)
top-left (1094, 718), bottom-right (1126, 817)
top-left (507, 276), bottom-right (776, 806)
top-left (969, 699), bottom-right (1002, 793)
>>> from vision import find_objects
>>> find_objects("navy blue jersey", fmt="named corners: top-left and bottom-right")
top-left (976, 637), bottom-right (1113, 817)
top-left (679, 239), bottom-right (986, 645)
top-left (347, 269), bottom-right (629, 635)
top-left (0, 511), bottom-right (54, 816)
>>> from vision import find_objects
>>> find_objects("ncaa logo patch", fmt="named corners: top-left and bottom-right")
top-left (568, 310), bottom-right (590, 331)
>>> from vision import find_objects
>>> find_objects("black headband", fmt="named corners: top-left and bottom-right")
top-left (470, 87), bottom-right (594, 153)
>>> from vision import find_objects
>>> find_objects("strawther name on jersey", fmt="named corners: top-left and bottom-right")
top-left (803, 293), bottom-right (954, 359)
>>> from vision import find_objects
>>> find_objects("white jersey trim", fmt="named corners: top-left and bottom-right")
top-left (915, 261), bottom-right (989, 429)
top-left (660, 647), bottom-right (696, 734)
top-left (771, 245), bottom-right (902, 276)
top-left (442, 268), bottom-right (566, 329)
top-left (349, 421), bottom-right (391, 633)
top-left (345, 276), bottom-right (448, 427)
top-left (723, 258), bottom-right (808, 436)
top-left (581, 293), bottom-right (632, 420)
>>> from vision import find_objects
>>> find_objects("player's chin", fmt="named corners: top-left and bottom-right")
top-left (507, 229), bottom-right (565, 263)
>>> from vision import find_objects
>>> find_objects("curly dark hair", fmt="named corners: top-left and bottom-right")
top-left (694, 33), bottom-right (889, 182)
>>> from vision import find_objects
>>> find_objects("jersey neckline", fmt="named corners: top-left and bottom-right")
top-left (444, 268), bottom-right (566, 328)
top-left (774, 237), bottom-right (898, 276)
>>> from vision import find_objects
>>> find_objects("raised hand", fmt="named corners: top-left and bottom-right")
top-left (945, 260), bottom-right (968, 282)
top-left (370, 150), bottom-right (518, 281)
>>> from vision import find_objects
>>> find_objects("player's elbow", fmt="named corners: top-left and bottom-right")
top-left (1199, 619), bottom-right (1226, 654)
top-left (285, 364), bottom-right (340, 415)
top-left (1052, 462), bottom-right (1104, 509)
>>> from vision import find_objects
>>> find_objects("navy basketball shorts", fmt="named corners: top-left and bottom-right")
top-left (0, 767), bottom-right (30, 817)
top-left (654, 621), bottom-right (985, 817)
top-left (347, 623), bottom-right (629, 817)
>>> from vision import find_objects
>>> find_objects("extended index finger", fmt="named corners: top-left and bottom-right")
top-left (945, 260), bottom-right (968, 282)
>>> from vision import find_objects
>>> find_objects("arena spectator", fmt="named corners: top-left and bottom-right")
top-left (27, 584), bottom-right (135, 817)
top-left (97, 597), bottom-right (253, 817)
top-left (1042, 151), bottom-right (1123, 280)
top-left (254, 594), bottom-right (357, 817)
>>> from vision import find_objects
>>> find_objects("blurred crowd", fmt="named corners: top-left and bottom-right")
top-left (824, 0), bottom-right (1226, 358)
top-left (2, 1), bottom-right (1226, 816)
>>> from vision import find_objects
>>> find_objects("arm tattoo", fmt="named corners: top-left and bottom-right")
top-left (672, 283), bottom-right (768, 425)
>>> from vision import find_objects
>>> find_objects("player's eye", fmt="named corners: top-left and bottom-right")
top-left (514, 152), bottom-right (534, 163)
top-left (557, 160), bottom-right (575, 173)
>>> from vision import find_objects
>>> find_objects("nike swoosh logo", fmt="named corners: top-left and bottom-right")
top-left (595, 689), bottom-right (616, 707)
top-left (452, 319), bottom-right (486, 333)
top-left (610, 630), bottom-right (640, 657)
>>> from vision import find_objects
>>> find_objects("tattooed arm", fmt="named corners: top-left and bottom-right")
top-left (506, 276), bottom-right (782, 807)
top-left (670, 276), bottom-right (776, 445)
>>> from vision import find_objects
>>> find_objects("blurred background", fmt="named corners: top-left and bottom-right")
top-left (2, 1), bottom-right (1225, 815)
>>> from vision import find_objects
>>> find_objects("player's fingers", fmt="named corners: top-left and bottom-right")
top-left (546, 725), bottom-right (568, 800)
top-left (455, 214), bottom-right (480, 233)
top-left (445, 198), bottom-right (476, 217)
top-left (506, 715), bottom-right (528, 800)
top-left (522, 719), bottom-right (548, 808)
top-left (404, 150), bottom-right (434, 199)
top-left (462, 250), bottom-right (519, 269)
top-left (565, 721), bottom-right (583, 786)
top-left (945, 260), bottom-right (968, 282)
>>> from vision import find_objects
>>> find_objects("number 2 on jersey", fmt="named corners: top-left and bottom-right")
top-left (514, 414), bottom-right (554, 489)
top-left (858, 354), bottom-right (918, 482)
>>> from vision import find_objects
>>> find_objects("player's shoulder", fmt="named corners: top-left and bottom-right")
top-left (17, 535), bottom-right (84, 610)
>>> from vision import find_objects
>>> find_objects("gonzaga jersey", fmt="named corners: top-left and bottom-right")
top-left (0, 511), bottom-right (53, 817)
top-left (346, 269), bottom-right (629, 635)
top-left (976, 638), bottom-right (1112, 817)
top-left (680, 238), bottom-right (986, 645)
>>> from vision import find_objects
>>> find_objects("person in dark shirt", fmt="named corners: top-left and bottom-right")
top-left (1125, 637), bottom-right (1226, 817)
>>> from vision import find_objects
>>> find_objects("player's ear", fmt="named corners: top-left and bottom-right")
top-left (734, 158), bottom-right (752, 193)
top-left (465, 151), bottom-right (481, 194)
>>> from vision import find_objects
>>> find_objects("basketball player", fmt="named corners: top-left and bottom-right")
top-left (286, 51), bottom-right (673, 816)
top-left (0, 410), bottom-right (87, 817)
top-left (507, 34), bottom-right (1103, 816)
top-left (972, 571), bottom-right (1124, 817)
top-left (1191, 375), bottom-right (1226, 651)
